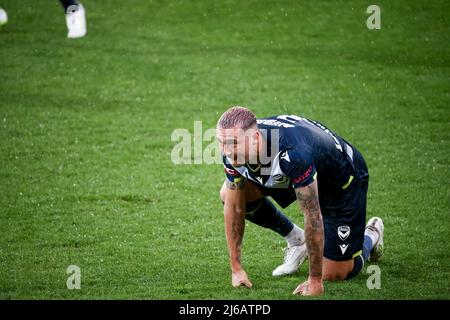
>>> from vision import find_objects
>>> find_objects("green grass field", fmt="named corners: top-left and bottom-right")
top-left (0, 0), bottom-right (449, 300)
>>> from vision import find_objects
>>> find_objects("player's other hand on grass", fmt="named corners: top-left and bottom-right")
top-left (293, 277), bottom-right (324, 296)
top-left (232, 269), bottom-right (253, 288)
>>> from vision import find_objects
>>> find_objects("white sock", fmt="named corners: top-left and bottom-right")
top-left (284, 224), bottom-right (305, 247)
top-left (365, 227), bottom-right (379, 246)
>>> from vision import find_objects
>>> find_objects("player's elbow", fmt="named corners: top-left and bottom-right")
top-left (234, 206), bottom-right (246, 216)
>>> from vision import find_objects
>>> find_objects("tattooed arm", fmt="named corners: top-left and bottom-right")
top-left (223, 178), bottom-right (253, 288)
top-left (293, 179), bottom-right (324, 296)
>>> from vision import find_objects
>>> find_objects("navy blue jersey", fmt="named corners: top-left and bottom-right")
top-left (223, 115), bottom-right (357, 192)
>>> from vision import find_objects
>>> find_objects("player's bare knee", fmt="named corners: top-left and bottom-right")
top-left (322, 258), bottom-right (353, 281)
top-left (244, 181), bottom-right (264, 202)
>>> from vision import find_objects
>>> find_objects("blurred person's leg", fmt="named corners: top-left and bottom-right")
top-left (0, 7), bottom-right (7, 26)
top-left (60, 0), bottom-right (78, 12)
top-left (61, 0), bottom-right (86, 38)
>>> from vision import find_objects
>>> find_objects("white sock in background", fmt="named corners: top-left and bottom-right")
top-left (284, 224), bottom-right (305, 247)
top-left (0, 8), bottom-right (8, 26)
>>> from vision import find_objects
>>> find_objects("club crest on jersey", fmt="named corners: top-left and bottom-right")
top-left (273, 174), bottom-right (289, 184)
top-left (337, 226), bottom-right (350, 241)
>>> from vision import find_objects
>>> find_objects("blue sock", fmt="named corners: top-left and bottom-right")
top-left (345, 255), bottom-right (364, 280)
top-left (345, 235), bottom-right (375, 280)
top-left (245, 198), bottom-right (294, 237)
top-left (362, 235), bottom-right (373, 262)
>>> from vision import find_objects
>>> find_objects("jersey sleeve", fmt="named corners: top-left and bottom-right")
top-left (222, 156), bottom-right (245, 183)
top-left (279, 148), bottom-right (316, 188)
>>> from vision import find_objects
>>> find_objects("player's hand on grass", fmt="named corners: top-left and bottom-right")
top-left (231, 269), bottom-right (253, 288)
top-left (292, 277), bottom-right (324, 296)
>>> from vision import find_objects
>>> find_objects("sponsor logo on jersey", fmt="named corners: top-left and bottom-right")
top-left (339, 244), bottom-right (349, 255)
top-left (280, 151), bottom-right (291, 163)
top-left (255, 176), bottom-right (263, 184)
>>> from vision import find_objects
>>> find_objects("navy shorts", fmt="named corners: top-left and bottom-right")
top-left (320, 174), bottom-right (368, 261)
top-left (253, 146), bottom-right (369, 261)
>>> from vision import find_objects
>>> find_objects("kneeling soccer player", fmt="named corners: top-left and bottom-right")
top-left (217, 106), bottom-right (384, 296)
